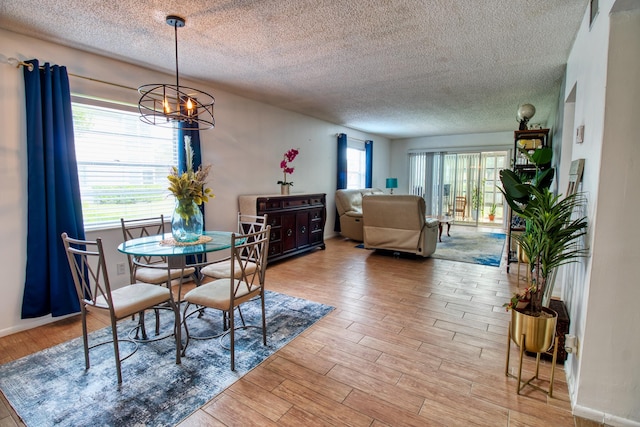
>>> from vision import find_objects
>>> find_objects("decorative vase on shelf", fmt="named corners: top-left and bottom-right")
top-left (281, 184), bottom-right (290, 195)
top-left (171, 199), bottom-right (203, 242)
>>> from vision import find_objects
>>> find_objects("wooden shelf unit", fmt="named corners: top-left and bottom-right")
top-left (507, 129), bottom-right (550, 272)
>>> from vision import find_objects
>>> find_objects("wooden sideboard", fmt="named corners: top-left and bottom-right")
top-left (238, 193), bottom-right (326, 262)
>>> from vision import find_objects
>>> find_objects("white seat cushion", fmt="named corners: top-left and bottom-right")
top-left (135, 264), bottom-right (196, 284)
top-left (184, 279), bottom-right (260, 310)
top-left (200, 260), bottom-right (257, 279)
top-left (94, 283), bottom-right (171, 319)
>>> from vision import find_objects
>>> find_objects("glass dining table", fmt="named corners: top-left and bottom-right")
top-left (117, 230), bottom-right (236, 301)
top-left (118, 230), bottom-right (241, 346)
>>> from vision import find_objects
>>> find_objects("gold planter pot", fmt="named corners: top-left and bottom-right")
top-left (505, 306), bottom-right (559, 397)
top-left (511, 306), bottom-right (557, 352)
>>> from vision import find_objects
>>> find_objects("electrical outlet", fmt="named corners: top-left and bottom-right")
top-left (116, 262), bottom-right (126, 276)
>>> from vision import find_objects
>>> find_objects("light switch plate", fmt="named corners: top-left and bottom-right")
top-left (576, 125), bottom-right (585, 143)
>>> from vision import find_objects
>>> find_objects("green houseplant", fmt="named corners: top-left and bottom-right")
top-left (511, 187), bottom-right (589, 315)
top-left (500, 147), bottom-right (588, 317)
top-left (502, 147), bottom-right (588, 396)
top-left (488, 203), bottom-right (497, 221)
top-left (471, 179), bottom-right (485, 218)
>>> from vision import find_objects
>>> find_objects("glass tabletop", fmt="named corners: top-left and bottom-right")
top-left (117, 231), bottom-right (235, 257)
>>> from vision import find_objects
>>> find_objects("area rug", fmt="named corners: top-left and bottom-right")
top-left (0, 291), bottom-right (333, 427)
top-left (431, 229), bottom-right (506, 267)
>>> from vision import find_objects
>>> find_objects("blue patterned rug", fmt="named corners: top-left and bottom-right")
top-left (0, 291), bottom-right (333, 427)
top-left (431, 229), bottom-right (506, 267)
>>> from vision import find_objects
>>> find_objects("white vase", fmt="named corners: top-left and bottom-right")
top-left (281, 185), bottom-right (290, 195)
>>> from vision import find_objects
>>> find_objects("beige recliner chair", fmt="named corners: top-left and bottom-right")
top-left (335, 188), bottom-right (384, 241)
top-left (362, 194), bottom-right (439, 257)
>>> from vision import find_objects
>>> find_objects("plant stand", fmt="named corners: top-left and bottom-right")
top-left (505, 321), bottom-right (559, 397)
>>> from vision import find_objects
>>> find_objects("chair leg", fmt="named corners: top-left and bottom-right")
top-left (168, 298), bottom-right (181, 364)
top-left (81, 307), bottom-right (90, 370)
top-left (229, 309), bottom-right (235, 371)
top-left (109, 317), bottom-right (123, 384)
top-left (181, 302), bottom-right (192, 357)
top-left (261, 294), bottom-right (267, 346)
top-left (154, 308), bottom-right (161, 336)
top-left (136, 310), bottom-right (149, 340)
top-left (237, 306), bottom-right (247, 328)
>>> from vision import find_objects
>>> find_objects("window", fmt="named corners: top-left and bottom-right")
top-left (346, 143), bottom-right (366, 189)
top-left (72, 102), bottom-right (177, 229)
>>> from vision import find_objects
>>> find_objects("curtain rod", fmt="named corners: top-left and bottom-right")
top-left (336, 134), bottom-right (372, 143)
top-left (5, 57), bottom-right (138, 92)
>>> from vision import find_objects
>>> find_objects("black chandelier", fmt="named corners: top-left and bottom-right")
top-left (138, 15), bottom-right (215, 130)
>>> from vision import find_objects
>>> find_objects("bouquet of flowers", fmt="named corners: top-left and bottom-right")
top-left (168, 136), bottom-right (213, 220)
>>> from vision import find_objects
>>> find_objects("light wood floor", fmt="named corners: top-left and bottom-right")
top-left (1, 235), bottom-right (603, 426)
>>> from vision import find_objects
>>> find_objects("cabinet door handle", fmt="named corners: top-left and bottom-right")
top-left (287, 228), bottom-right (293, 237)
top-left (300, 226), bottom-right (307, 234)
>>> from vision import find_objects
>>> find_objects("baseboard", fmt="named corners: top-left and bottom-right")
top-left (0, 313), bottom-right (76, 338)
top-left (573, 405), bottom-right (640, 427)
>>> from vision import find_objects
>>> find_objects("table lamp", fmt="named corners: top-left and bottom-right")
top-left (386, 178), bottom-right (398, 194)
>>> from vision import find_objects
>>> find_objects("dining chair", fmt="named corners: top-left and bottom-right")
top-left (454, 196), bottom-right (467, 220)
top-left (120, 215), bottom-right (197, 285)
top-left (181, 225), bottom-right (271, 370)
top-left (61, 232), bottom-right (181, 384)
top-left (199, 213), bottom-right (267, 281)
top-left (121, 215), bottom-right (196, 338)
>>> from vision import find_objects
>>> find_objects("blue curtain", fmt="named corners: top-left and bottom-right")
top-left (177, 124), bottom-right (202, 175)
top-left (365, 140), bottom-right (373, 188)
top-left (22, 59), bottom-right (84, 319)
top-left (178, 122), bottom-right (205, 264)
top-left (335, 133), bottom-right (348, 232)
top-left (336, 133), bottom-right (348, 190)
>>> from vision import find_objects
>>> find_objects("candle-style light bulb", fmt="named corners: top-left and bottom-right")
top-left (186, 98), bottom-right (194, 116)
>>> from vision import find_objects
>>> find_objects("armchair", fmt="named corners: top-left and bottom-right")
top-left (335, 188), bottom-right (384, 241)
top-left (362, 195), bottom-right (438, 257)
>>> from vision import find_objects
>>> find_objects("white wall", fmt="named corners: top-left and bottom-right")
top-left (562, 0), bottom-right (640, 424)
top-left (0, 29), bottom-right (390, 336)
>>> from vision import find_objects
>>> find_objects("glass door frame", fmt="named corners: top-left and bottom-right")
top-left (424, 150), bottom-right (508, 227)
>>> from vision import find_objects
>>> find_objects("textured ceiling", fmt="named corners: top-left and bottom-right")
top-left (0, 0), bottom-right (588, 139)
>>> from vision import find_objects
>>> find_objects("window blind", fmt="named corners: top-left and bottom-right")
top-left (72, 103), bottom-right (177, 230)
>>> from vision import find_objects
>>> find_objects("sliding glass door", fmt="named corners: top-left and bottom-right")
top-left (409, 150), bottom-right (508, 227)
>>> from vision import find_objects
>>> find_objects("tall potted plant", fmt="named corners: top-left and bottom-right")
top-left (513, 188), bottom-right (588, 312)
top-left (500, 148), bottom-right (588, 352)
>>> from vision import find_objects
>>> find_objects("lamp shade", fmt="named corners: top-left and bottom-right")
top-left (386, 178), bottom-right (398, 189)
top-left (516, 103), bottom-right (536, 130)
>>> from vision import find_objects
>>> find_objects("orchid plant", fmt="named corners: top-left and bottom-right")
top-left (277, 148), bottom-right (299, 186)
